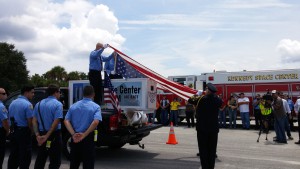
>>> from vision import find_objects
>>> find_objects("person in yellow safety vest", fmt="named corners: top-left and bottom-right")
top-left (259, 99), bottom-right (272, 133)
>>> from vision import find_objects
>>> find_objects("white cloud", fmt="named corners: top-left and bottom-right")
top-left (220, 0), bottom-right (291, 9)
top-left (277, 39), bottom-right (300, 63)
top-left (0, 0), bottom-right (125, 75)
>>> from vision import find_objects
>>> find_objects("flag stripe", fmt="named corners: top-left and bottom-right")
top-left (110, 46), bottom-right (197, 100)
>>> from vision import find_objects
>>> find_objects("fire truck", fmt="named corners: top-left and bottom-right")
top-left (168, 69), bottom-right (300, 118)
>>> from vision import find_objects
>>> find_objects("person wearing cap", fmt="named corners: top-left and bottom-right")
top-left (188, 83), bottom-right (222, 169)
top-left (0, 87), bottom-right (9, 169)
top-left (294, 96), bottom-right (300, 144)
top-left (271, 90), bottom-right (287, 143)
top-left (237, 93), bottom-right (250, 130)
top-left (89, 43), bottom-right (114, 105)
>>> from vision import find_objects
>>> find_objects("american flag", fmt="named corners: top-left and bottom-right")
top-left (104, 71), bottom-right (122, 116)
top-left (110, 46), bottom-right (197, 101)
top-left (116, 55), bottom-right (145, 78)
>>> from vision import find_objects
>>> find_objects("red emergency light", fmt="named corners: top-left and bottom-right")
top-left (208, 76), bottom-right (214, 81)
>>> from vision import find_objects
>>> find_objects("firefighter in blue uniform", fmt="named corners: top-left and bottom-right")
top-left (7, 85), bottom-right (34, 169)
top-left (188, 83), bottom-right (222, 169)
top-left (32, 84), bottom-right (63, 169)
top-left (0, 87), bottom-right (9, 169)
top-left (64, 85), bottom-right (102, 169)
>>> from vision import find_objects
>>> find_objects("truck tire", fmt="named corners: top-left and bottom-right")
top-left (108, 143), bottom-right (126, 149)
top-left (62, 134), bottom-right (71, 160)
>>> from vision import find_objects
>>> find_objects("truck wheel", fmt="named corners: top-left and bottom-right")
top-left (108, 143), bottom-right (126, 149)
top-left (62, 134), bottom-right (71, 160)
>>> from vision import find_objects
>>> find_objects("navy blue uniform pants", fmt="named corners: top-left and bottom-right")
top-left (197, 131), bottom-right (218, 169)
top-left (88, 69), bottom-right (103, 105)
top-left (0, 128), bottom-right (6, 169)
top-left (70, 133), bottom-right (95, 169)
top-left (7, 127), bottom-right (32, 169)
top-left (34, 131), bottom-right (61, 169)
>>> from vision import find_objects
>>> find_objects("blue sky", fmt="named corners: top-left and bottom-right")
top-left (1, 0), bottom-right (300, 77)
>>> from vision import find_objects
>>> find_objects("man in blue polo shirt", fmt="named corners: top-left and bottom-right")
top-left (32, 84), bottom-right (63, 169)
top-left (89, 43), bottom-right (115, 105)
top-left (0, 87), bottom-right (9, 169)
top-left (64, 85), bottom-right (102, 169)
top-left (7, 85), bottom-right (34, 169)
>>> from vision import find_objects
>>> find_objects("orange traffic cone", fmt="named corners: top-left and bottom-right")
top-left (166, 122), bottom-right (178, 145)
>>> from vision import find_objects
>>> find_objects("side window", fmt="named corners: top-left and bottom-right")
top-left (31, 91), bottom-right (47, 107)
top-left (4, 94), bottom-right (20, 109)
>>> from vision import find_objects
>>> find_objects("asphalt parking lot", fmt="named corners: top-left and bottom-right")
top-left (2, 123), bottom-right (300, 169)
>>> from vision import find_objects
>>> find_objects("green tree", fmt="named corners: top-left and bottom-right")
top-left (67, 71), bottom-right (88, 80)
top-left (43, 66), bottom-right (68, 87)
top-left (0, 42), bottom-right (29, 92)
top-left (29, 74), bottom-right (46, 87)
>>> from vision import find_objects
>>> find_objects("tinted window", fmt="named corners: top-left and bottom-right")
top-left (4, 94), bottom-right (20, 109)
top-left (31, 90), bottom-right (47, 106)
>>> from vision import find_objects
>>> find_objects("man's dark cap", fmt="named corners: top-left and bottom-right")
top-left (207, 83), bottom-right (217, 93)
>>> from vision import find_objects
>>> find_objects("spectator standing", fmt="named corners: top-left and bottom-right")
top-left (218, 94), bottom-right (226, 128)
top-left (253, 94), bottom-right (262, 130)
top-left (32, 84), bottom-right (63, 169)
top-left (186, 90), bottom-right (202, 128)
top-left (284, 94), bottom-right (295, 131)
top-left (188, 83), bottom-right (222, 169)
top-left (279, 92), bottom-right (293, 140)
top-left (160, 96), bottom-right (170, 126)
top-left (64, 85), bottom-right (102, 169)
top-left (238, 93), bottom-right (250, 130)
top-left (0, 87), bottom-right (9, 169)
top-left (227, 96), bottom-right (238, 129)
top-left (7, 85), bottom-right (34, 169)
top-left (170, 98), bottom-right (180, 127)
top-left (89, 43), bottom-right (114, 105)
top-left (294, 96), bottom-right (300, 144)
top-left (271, 90), bottom-right (287, 143)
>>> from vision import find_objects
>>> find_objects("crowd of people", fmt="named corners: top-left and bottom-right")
top-left (217, 90), bottom-right (299, 144)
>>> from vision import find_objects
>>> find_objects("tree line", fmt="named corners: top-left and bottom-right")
top-left (0, 42), bottom-right (88, 93)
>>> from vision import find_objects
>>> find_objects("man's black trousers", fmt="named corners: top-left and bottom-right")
top-left (70, 133), bottom-right (95, 169)
top-left (197, 131), bottom-right (218, 169)
top-left (88, 69), bottom-right (103, 105)
top-left (7, 127), bottom-right (32, 169)
top-left (34, 131), bottom-right (61, 169)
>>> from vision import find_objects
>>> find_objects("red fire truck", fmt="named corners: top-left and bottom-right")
top-left (168, 69), bottom-right (300, 118)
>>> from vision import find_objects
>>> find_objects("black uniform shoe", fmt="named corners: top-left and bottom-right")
top-left (295, 141), bottom-right (300, 144)
top-left (197, 153), bottom-right (200, 156)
